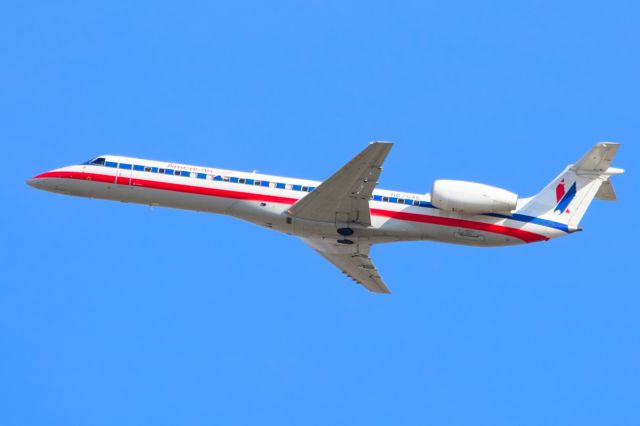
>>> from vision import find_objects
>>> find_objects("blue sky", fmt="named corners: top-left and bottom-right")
top-left (2, 1), bottom-right (639, 424)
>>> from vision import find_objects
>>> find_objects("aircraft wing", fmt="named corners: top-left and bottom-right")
top-left (288, 142), bottom-right (393, 226)
top-left (301, 237), bottom-right (391, 294)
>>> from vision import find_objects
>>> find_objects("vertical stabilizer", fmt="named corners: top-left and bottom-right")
top-left (517, 143), bottom-right (623, 229)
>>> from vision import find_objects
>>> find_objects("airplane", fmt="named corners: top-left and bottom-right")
top-left (27, 142), bottom-right (623, 293)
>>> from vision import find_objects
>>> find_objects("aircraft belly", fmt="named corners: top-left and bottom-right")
top-left (45, 178), bottom-right (235, 213)
top-left (227, 200), bottom-right (290, 230)
top-left (372, 213), bottom-right (524, 247)
top-left (126, 186), bottom-right (235, 213)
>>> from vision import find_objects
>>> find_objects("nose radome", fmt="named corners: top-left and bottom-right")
top-left (27, 177), bottom-right (42, 188)
top-left (27, 172), bottom-right (51, 189)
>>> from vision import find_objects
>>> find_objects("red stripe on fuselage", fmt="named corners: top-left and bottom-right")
top-left (35, 171), bottom-right (299, 205)
top-left (35, 171), bottom-right (548, 243)
top-left (36, 171), bottom-right (116, 184)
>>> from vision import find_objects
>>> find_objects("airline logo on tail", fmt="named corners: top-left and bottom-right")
top-left (554, 179), bottom-right (577, 214)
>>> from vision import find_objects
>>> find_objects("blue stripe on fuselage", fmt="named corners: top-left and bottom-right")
top-left (485, 213), bottom-right (570, 233)
top-left (412, 201), bottom-right (570, 233)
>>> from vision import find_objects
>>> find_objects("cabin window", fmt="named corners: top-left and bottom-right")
top-left (158, 168), bottom-right (165, 174)
top-left (413, 200), bottom-right (420, 206)
top-left (254, 180), bottom-right (261, 186)
top-left (293, 184), bottom-right (302, 191)
top-left (144, 166), bottom-right (152, 172)
top-left (119, 163), bottom-right (132, 170)
top-left (285, 184), bottom-right (293, 190)
top-left (206, 174), bottom-right (213, 180)
top-left (133, 165), bottom-right (144, 171)
top-left (382, 196), bottom-right (389, 202)
top-left (398, 199), bottom-right (405, 204)
top-left (90, 157), bottom-right (106, 166)
top-left (238, 178), bottom-right (246, 184)
top-left (105, 161), bottom-right (118, 168)
top-left (302, 186), bottom-right (308, 192)
top-left (269, 182), bottom-right (277, 188)
top-left (190, 172), bottom-right (197, 178)
top-left (223, 176), bottom-right (230, 182)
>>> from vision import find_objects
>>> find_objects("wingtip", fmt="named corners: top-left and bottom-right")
top-left (370, 283), bottom-right (392, 294)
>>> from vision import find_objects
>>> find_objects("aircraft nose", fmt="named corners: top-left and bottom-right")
top-left (27, 177), bottom-right (41, 188)
top-left (27, 173), bottom-right (50, 189)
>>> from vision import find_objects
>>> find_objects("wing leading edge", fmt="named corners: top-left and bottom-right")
top-left (288, 142), bottom-right (393, 227)
top-left (301, 237), bottom-right (391, 294)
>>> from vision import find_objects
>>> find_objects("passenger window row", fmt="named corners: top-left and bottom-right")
top-left (88, 157), bottom-right (429, 206)
top-left (372, 195), bottom-right (429, 207)
top-left (90, 157), bottom-right (319, 192)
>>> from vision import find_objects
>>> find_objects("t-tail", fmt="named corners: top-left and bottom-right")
top-left (516, 142), bottom-right (624, 232)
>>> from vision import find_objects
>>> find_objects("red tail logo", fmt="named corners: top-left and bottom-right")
top-left (555, 179), bottom-right (565, 202)
top-left (555, 179), bottom-right (572, 214)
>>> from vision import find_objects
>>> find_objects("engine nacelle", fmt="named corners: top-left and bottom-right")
top-left (431, 180), bottom-right (518, 214)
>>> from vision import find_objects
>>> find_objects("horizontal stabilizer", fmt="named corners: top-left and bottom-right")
top-left (573, 142), bottom-right (620, 173)
top-left (595, 179), bottom-right (617, 201)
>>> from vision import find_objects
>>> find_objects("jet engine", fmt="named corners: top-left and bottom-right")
top-left (431, 180), bottom-right (518, 214)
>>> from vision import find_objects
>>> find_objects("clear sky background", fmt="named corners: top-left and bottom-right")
top-left (2, 1), bottom-right (639, 425)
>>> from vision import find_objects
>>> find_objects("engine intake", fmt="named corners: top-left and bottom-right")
top-left (431, 180), bottom-right (517, 214)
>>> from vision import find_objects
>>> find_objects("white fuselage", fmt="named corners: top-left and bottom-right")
top-left (28, 155), bottom-right (570, 246)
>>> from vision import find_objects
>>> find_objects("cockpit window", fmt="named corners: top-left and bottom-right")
top-left (89, 157), bottom-right (106, 166)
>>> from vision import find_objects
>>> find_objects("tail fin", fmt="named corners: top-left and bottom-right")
top-left (517, 142), bottom-right (624, 230)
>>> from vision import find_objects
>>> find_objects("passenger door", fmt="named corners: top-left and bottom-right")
top-left (115, 163), bottom-right (133, 186)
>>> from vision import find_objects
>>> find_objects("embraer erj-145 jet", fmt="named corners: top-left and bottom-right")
top-left (28, 142), bottom-right (623, 293)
